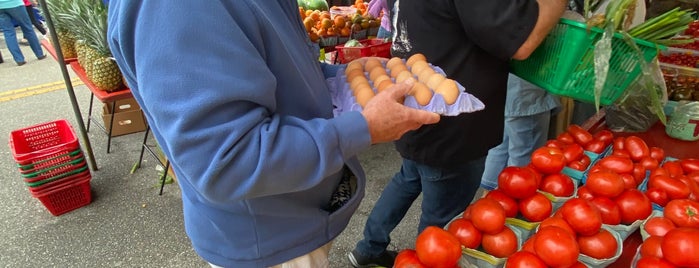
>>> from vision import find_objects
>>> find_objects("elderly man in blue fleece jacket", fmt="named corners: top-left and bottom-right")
top-left (106, 1), bottom-right (439, 267)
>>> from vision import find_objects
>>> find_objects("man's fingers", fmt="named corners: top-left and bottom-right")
top-left (409, 109), bottom-right (441, 125)
top-left (387, 78), bottom-right (415, 99)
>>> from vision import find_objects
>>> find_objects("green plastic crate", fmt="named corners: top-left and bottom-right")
top-left (510, 18), bottom-right (663, 105)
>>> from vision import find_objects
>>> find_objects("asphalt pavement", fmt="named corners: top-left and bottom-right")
top-left (0, 28), bottom-right (445, 267)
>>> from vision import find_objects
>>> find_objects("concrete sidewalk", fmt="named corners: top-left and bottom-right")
top-left (0, 30), bottom-right (433, 267)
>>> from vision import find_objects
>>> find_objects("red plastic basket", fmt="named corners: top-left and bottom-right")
top-left (9, 119), bottom-right (79, 163)
top-left (336, 39), bottom-right (391, 64)
top-left (26, 165), bottom-right (89, 190)
top-left (30, 175), bottom-right (92, 216)
top-left (18, 148), bottom-right (82, 172)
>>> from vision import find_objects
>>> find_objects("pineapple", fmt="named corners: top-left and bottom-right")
top-left (45, 0), bottom-right (77, 59)
top-left (64, 0), bottom-right (124, 91)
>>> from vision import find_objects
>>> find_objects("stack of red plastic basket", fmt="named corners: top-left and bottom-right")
top-left (9, 119), bottom-right (92, 216)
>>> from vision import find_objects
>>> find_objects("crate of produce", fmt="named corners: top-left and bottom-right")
top-left (9, 119), bottom-right (79, 163)
top-left (336, 38), bottom-right (391, 64)
top-left (30, 174), bottom-right (91, 216)
top-left (510, 18), bottom-right (662, 105)
top-left (658, 49), bottom-right (699, 104)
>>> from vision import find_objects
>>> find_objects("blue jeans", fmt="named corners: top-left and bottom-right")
top-left (480, 111), bottom-right (552, 190)
top-left (354, 157), bottom-right (484, 257)
top-left (0, 5), bottom-right (44, 63)
top-left (376, 26), bottom-right (391, 39)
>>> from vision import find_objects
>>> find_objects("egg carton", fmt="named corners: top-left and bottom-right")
top-left (329, 65), bottom-right (485, 117)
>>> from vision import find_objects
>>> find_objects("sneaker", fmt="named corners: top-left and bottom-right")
top-left (17, 61), bottom-right (26, 66)
top-left (38, 54), bottom-right (46, 60)
top-left (347, 249), bottom-right (398, 268)
top-left (19, 38), bottom-right (29, 46)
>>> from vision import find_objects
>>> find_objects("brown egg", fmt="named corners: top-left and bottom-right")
top-left (350, 76), bottom-right (370, 92)
top-left (426, 73), bottom-right (446, 90)
top-left (346, 61), bottom-right (363, 75)
top-left (373, 74), bottom-right (391, 87)
top-left (346, 68), bottom-right (366, 83)
top-left (386, 57), bottom-right (404, 70)
top-left (406, 53), bottom-right (427, 68)
top-left (410, 60), bottom-right (429, 76)
top-left (389, 64), bottom-right (409, 78)
top-left (376, 79), bottom-right (394, 93)
top-left (353, 83), bottom-right (372, 97)
top-left (395, 70), bottom-right (414, 84)
top-left (436, 78), bottom-right (460, 105)
top-left (369, 67), bottom-right (388, 82)
top-left (355, 87), bottom-right (375, 108)
top-left (417, 68), bottom-right (435, 83)
top-left (364, 58), bottom-right (383, 72)
top-left (410, 82), bottom-right (433, 106)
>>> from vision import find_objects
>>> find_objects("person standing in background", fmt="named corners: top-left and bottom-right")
top-left (0, 0), bottom-right (45, 66)
top-left (347, 0), bottom-right (569, 267)
top-left (367, 0), bottom-right (390, 39)
top-left (23, 0), bottom-right (46, 38)
top-left (480, 74), bottom-right (560, 191)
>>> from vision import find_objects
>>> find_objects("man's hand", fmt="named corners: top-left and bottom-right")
top-left (361, 78), bottom-right (440, 144)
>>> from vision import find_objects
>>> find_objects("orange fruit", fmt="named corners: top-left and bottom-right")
top-left (334, 16), bottom-right (346, 28)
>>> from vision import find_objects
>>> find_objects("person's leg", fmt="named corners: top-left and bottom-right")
top-left (419, 156), bottom-right (485, 233)
top-left (352, 159), bottom-right (423, 261)
top-left (480, 129), bottom-right (510, 190)
top-left (25, 5), bottom-right (46, 35)
top-left (7, 5), bottom-right (44, 58)
top-left (0, 9), bottom-right (25, 64)
top-left (376, 26), bottom-right (391, 39)
top-left (505, 111), bottom-right (552, 167)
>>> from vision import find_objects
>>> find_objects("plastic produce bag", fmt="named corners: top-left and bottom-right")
top-left (666, 101), bottom-right (699, 141)
top-left (605, 56), bottom-right (668, 133)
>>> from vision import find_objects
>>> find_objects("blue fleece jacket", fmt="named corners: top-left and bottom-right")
top-left (107, 1), bottom-right (372, 267)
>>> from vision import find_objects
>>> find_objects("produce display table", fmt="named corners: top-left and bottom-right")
top-left (69, 61), bottom-right (133, 154)
top-left (40, 39), bottom-right (76, 64)
top-left (582, 109), bottom-right (699, 267)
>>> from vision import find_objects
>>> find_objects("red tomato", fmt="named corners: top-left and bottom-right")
top-left (415, 226), bottom-right (462, 268)
top-left (639, 235), bottom-right (664, 259)
top-left (640, 157), bottom-right (660, 171)
top-left (584, 140), bottom-right (607, 154)
top-left (560, 198), bottom-right (602, 236)
top-left (586, 171), bottom-right (625, 198)
top-left (632, 163), bottom-right (647, 184)
top-left (481, 226), bottom-right (518, 258)
top-left (531, 147), bottom-right (566, 175)
top-left (539, 173), bottom-right (575, 197)
top-left (524, 165), bottom-right (543, 186)
top-left (650, 167), bottom-right (670, 178)
top-left (636, 256), bottom-right (676, 268)
top-left (689, 171), bottom-right (699, 185)
top-left (644, 216), bottom-right (676, 237)
top-left (566, 261), bottom-right (588, 268)
top-left (469, 198), bottom-right (506, 234)
top-left (394, 249), bottom-right (427, 268)
top-left (624, 136), bottom-right (650, 162)
top-left (562, 143), bottom-right (584, 163)
top-left (462, 205), bottom-right (472, 220)
top-left (649, 147), bottom-right (665, 161)
top-left (663, 199), bottom-right (699, 228)
top-left (567, 125), bottom-right (593, 145)
top-left (485, 189), bottom-right (518, 218)
top-left (678, 176), bottom-right (699, 201)
top-left (539, 217), bottom-right (576, 238)
top-left (576, 185), bottom-right (595, 200)
top-left (661, 227), bottom-right (699, 267)
top-left (595, 156), bottom-right (634, 174)
top-left (620, 173), bottom-right (637, 189)
top-left (557, 132), bottom-right (575, 144)
top-left (567, 161), bottom-right (587, 171)
top-left (504, 251), bottom-right (547, 268)
top-left (612, 137), bottom-right (625, 151)
top-left (579, 154), bottom-right (591, 167)
top-left (533, 226), bottom-right (580, 268)
top-left (545, 139), bottom-right (568, 150)
top-left (663, 160), bottom-right (685, 178)
top-left (521, 235), bottom-right (536, 253)
top-left (614, 189), bottom-right (653, 225)
top-left (518, 192), bottom-right (553, 222)
top-left (611, 149), bottom-right (630, 158)
top-left (681, 158), bottom-right (699, 174)
top-left (577, 228), bottom-right (618, 259)
top-left (648, 175), bottom-right (691, 200)
top-left (498, 166), bottom-right (539, 200)
top-left (446, 218), bottom-right (481, 249)
top-left (593, 129), bottom-right (614, 144)
top-left (589, 196), bottom-right (622, 225)
top-left (645, 187), bottom-right (669, 207)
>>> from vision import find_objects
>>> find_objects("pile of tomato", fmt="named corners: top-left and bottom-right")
top-left (393, 124), bottom-right (699, 268)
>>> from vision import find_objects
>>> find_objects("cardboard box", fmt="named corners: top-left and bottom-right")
top-left (102, 97), bottom-right (147, 137)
